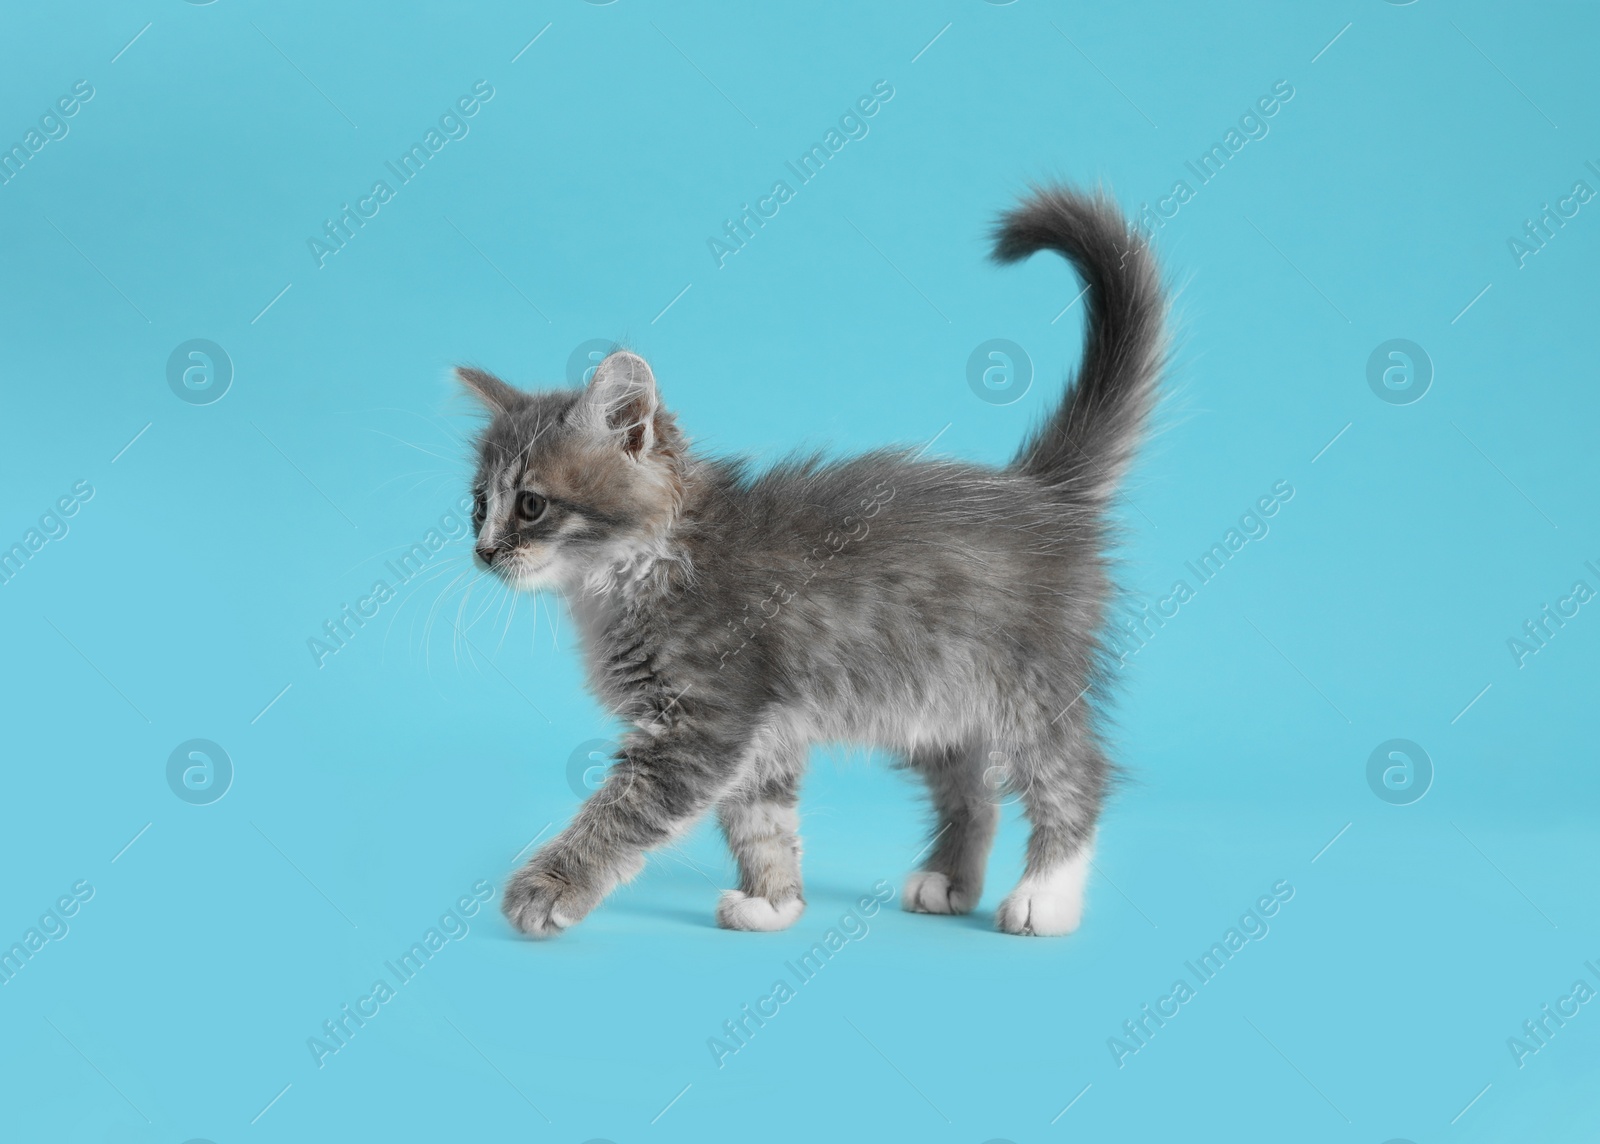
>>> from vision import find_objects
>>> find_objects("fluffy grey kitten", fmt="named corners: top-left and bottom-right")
top-left (459, 186), bottom-right (1164, 937)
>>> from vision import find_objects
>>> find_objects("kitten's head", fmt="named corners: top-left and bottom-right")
top-left (457, 351), bottom-right (686, 591)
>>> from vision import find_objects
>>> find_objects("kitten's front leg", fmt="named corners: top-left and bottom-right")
top-left (503, 724), bottom-right (746, 938)
top-left (500, 841), bottom-right (633, 939)
top-left (715, 766), bottom-right (805, 932)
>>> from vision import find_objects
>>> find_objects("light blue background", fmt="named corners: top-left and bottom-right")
top-left (2, 1), bottom-right (1597, 1141)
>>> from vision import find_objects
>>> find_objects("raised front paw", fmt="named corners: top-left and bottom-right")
top-left (502, 851), bottom-right (600, 939)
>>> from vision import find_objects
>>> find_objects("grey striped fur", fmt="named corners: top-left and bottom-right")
top-left (460, 186), bottom-right (1166, 937)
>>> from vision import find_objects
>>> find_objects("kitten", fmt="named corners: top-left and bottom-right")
top-left (459, 186), bottom-right (1164, 937)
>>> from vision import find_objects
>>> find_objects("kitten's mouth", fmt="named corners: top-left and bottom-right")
top-left (478, 550), bottom-right (554, 590)
top-left (506, 556), bottom-right (557, 591)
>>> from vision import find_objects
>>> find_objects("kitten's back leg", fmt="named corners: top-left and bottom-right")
top-left (903, 742), bottom-right (1000, 916)
top-left (995, 725), bottom-right (1106, 936)
top-left (715, 749), bottom-right (806, 932)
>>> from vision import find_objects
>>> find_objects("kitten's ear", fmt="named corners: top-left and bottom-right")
top-left (578, 351), bottom-right (659, 459)
top-left (454, 366), bottom-right (522, 414)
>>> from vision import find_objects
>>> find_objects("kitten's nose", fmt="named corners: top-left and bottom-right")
top-left (475, 542), bottom-right (499, 566)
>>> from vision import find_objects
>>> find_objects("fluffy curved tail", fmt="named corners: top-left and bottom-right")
top-left (993, 187), bottom-right (1165, 507)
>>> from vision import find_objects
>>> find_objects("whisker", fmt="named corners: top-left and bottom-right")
top-left (391, 560), bottom-right (468, 663)
top-left (363, 427), bottom-right (457, 463)
top-left (420, 565), bottom-right (474, 679)
top-left (496, 591), bottom-right (518, 659)
top-left (368, 468), bottom-right (456, 497)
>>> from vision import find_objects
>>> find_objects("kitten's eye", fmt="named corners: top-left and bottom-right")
top-left (516, 491), bottom-right (548, 522)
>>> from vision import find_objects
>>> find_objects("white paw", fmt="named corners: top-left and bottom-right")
top-left (902, 870), bottom-right (977, 915)
top-left (716, 890), bottom-right (804, 932)
top-left (995, 888), bottom-right (1082, 935)
top-left (996, 846), bottom-right (1092, 936)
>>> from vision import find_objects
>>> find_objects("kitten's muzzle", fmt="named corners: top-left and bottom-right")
top-left (474, 541), bottom-right (503, 567)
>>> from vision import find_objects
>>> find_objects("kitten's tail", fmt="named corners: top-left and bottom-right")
top-left (992, 186), bottom-right (1165, 507)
